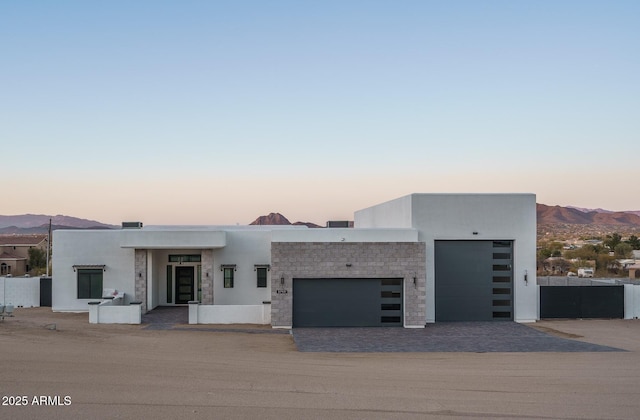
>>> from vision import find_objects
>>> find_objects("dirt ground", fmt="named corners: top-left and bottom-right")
top-left (2, 308), bottom-right (640, 420)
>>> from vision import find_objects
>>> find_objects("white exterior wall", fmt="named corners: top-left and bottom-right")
top-left (212, 230), bottom-right (272, 305)
top-left (52, 230), bottom-right (135, 312)
top-left (355, 193), bottom-right (538, 323)
top-left (354, 195), bottom-right (414, 228)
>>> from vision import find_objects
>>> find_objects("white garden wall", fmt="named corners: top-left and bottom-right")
top-left (0, 277), bottom-right (40, 307)
top-left (624, 284), bottom-right (640, 319)
top-left (88, 301), bottom-right (142, 324)
top-left (189, 302), bottom-right (271, 325)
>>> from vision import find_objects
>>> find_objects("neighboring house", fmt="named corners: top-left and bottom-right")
top-left (52, 193), bottom-right (538, 326)
top-left (0, 235), bottom-right (47, 276)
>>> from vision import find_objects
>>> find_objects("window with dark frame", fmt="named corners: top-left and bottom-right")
top-left (77, 268), bottom-right (103, 299)
top-left (168, 254), bottom-right (201, 263)
top-left (223, 267), bottom-right (234, 288)
top-left (256, 267), bottom-right (267, 288)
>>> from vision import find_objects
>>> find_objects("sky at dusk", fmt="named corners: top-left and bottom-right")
top-left (2, 1), bottom-right (638, 225)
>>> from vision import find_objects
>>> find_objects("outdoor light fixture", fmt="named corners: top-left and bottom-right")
top-left (280, 277), bottom-right (284, 285)
top-left (524, 270), bottom-right (529, 285)
top-left (473, 231), bottom-right (478, 235)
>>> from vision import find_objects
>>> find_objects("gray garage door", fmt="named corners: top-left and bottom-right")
top-left (293, 278), bottom-right (403, 327)
top-left (435, 241), bottom-right (513, 321)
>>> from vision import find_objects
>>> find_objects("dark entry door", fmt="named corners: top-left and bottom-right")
top-left (175, 266), bottom-right (194, 304)
top-left (435, 241), bottom-right (513, 321)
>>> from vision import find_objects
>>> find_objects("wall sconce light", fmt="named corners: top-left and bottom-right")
top-left (138, 272), bottom-right (142, 278)
top-left (346, 263), bottom-right (352, 267)
top-left (472, 231), bottom-right (478, 235)
top-left (413, 274), bottom-right (417, 287)
top-left (524, 269), bottom-right (528, 285)
top-left (206, 272), bottom-right (209, 278)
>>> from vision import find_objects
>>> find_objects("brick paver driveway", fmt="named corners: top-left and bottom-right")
top-left (292, 322), bottom-right (624, 352)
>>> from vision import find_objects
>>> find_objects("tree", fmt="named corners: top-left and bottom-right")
top-left (565, 244), bottom-right (598, 261)
top-left (596, 254), bottom-right (619, 275)
top-left (28, 248), bottom-right (47, 272)
top-left (614, 243), bottom-right (633, 259)
top-left (625, 235), bottom-right (640, 250)
top-left (604, 233), bottom-right (622, 251)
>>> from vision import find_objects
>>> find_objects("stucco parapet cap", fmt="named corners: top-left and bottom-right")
top-left (271, 228), bottom-right (420, 243)
top-left (142, 225), bottom-right (305, 231)
top-left (120, 230), bottom-right (227, 249)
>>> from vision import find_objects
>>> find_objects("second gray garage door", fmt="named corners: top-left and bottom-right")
top-left (435, 240), bottom-right (513, 321)
top-left (293, 278), bottom-right (403, 327)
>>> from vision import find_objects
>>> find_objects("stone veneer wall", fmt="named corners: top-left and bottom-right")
top-left (134, 249), bottom-right (147, 313)
top-left (201, 249), bottom-right (214, 304)
top-left (271, 242), bottom-right (426, 328)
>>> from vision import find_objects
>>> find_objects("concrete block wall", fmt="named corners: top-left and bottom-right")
top-left (271, 242), bottom-right (426, 328)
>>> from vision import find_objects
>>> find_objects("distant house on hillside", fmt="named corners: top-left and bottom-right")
top-left (0, 235), bottom-right (47, 276)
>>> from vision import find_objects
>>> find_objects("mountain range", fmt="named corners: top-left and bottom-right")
top-left (1, 205), bottom-right (640, 235)
top-left (0, 214), bottom-right (114, 234)
top-left (536, 205), bottom-right (640, 225)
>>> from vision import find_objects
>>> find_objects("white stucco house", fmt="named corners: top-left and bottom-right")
top-left (52, 193), bottom-right (538, 326)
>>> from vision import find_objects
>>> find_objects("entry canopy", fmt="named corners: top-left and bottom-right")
top-left (120, 230), bottom-right (226, 249)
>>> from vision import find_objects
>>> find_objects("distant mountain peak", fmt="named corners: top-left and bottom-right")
top-left (250, 213), bottom-right (292, 225)
top-left (249, 213), bottom-right (322, 228)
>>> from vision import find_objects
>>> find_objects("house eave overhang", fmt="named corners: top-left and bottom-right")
top-left (120, 230), bottom-right (227, 249)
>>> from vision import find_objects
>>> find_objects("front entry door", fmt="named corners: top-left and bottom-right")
top-left (175, 266), bottom-right (195, 304)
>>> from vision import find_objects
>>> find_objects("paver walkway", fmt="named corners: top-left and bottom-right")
top-left (292, 322), bottom-right (624, 352)
top-left (141, 306), bottom-right (287, 334)
top-left (141, 306), bottom-right (188, 328)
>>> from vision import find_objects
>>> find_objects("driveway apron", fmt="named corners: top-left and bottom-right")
top-left (292, 322), bottom-right (624, 352)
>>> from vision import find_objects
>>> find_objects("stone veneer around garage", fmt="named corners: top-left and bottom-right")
top-left (270, 242), bottom-right (426, 328)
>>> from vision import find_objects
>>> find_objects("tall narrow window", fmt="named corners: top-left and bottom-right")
top-left (77, 269), bottom-right (103, 299)
top-left (223, 267), bottom-right (234, 288)
top-left (166, 265), bottom-right (172, 303)
top-left (256, 267), bottom-right (267, 288)
top-left (197, 265), bottom-right (202, 302)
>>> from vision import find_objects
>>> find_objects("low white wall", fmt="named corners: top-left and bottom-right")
top-left (0, 277), bottom-right (40, 308)
top-left (624, 284), bottom-right (640, 319)
top-left (189, 303), bottom-right (271, 325)
top-left (89, 301), bottom-right (142, 324)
